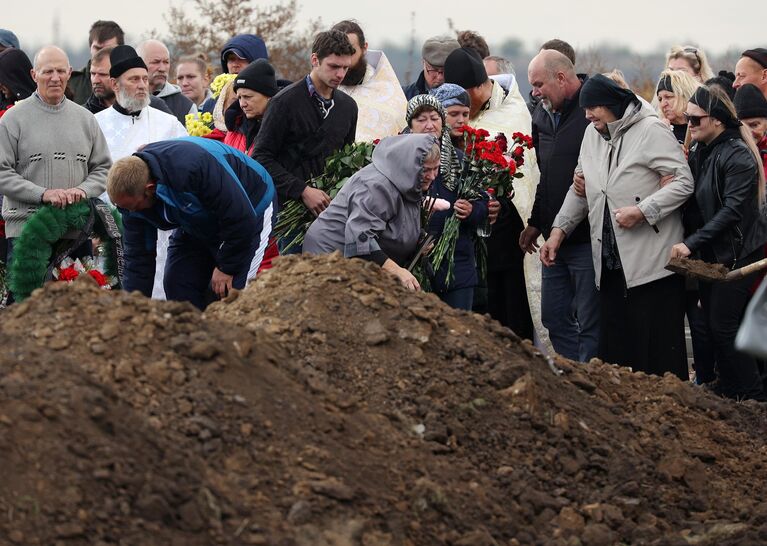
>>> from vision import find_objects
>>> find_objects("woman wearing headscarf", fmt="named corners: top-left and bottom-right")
top-left (304, 133), bottom-right (440, 291)
top-left (405, 92), bottom-right (489, 309)
top-left (0, 48), bottom-right (35, 113)
top-left (654, 69), bottom-right (701, 144)
top-left (431, 83), bottom-right (471, 147)
top-left (670, 86), bottom-right (767, 401)
top-left (654, 68), bottom-right (714, 384)
top-left (0, 47), bottom-right (35, 263)
top-left (541, 74), bottom-right (694, 378)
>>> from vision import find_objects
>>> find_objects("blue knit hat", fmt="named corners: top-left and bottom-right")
top-left (429, 83), bottom-right (470, 109)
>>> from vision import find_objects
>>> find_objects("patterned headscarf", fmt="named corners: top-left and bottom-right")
top-left (406, 94), bottom-right (461, 191)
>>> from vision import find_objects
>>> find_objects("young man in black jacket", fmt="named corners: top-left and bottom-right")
top-left (521, 49), bottom-right (599, 362)
top-left (253, 30), bottom-right (357, 224)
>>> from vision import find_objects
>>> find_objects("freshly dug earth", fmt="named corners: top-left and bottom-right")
top-left (666, 257), bottom-right (730, 281)
top-left (0, 255), bottom-right (763, 545)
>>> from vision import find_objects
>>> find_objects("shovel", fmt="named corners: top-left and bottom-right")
top-left (665, 256), bottom-right (767, 282)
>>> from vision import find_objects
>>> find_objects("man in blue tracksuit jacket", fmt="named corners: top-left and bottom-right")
top-left (106, 137), bottom-right (276, 309)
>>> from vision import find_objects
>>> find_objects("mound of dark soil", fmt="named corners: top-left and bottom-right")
top-left (209, 253), bottom-right (767, 545)
top-left (0, 253), bottom-right (765, 546)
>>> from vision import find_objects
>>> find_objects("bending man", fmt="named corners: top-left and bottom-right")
top-left (107, 137), bottom-right (276, 309)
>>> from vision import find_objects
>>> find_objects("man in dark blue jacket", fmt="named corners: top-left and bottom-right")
top-left (107, 137), bottom-right (276, 309)
top-left (521, 50), bottom-right (599, 362)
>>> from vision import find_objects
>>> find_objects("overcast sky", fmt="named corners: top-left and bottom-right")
top-left (5, 0), bottom-right (766, 55)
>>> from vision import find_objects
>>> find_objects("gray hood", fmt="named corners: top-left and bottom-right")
top-left (371, 133), bottom-right (438, 203)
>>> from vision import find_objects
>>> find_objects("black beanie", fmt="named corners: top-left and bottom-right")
top-left (741, 48), bottom-right (767, 69)
top-left (109, 45), bottom-right (147, 78)
top-left (734, 84), bottom-right (767, 119)
top-left (444, 47), bottom-right (487, 90)
top-left (232, 59), bottom-right (278, 97)
top-left (579, 74), bottom-right (637, 119)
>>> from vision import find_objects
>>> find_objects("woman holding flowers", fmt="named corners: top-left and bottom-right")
top-left (304, 134), bottom-right (440, 291)
top-left (406, 92), bottom-right (489, 310)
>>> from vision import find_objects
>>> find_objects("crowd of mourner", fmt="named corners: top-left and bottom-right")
top-left (0, 21), bottom-right (766, 401)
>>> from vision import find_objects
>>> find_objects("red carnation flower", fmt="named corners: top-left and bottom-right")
top-left (372, 138), bottom-right (381, 145)
top-left (495, 133), bottom-right (508, 153)
top-left (513, 146), bottom-right (525, 158)
top-left (58, 266), bottom-right (79, 282)
top-left (88, 269), bottom-right (109, 287)
top-left (476, 128), bottom-right (490, 139)
top-left (509, 162), bottom-right (517, 176)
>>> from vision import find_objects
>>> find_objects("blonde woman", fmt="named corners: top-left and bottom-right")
top-left (654, 69), bottom-right (701, 143)
top-left (671, 85), bottom-right (767, 401)
top-left (666, 45), bottom-right (714, 83)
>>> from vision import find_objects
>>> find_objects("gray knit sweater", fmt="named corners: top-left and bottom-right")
top-left (0, 93), bottom-right (111, 237)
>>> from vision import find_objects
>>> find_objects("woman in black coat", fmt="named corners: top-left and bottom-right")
top-left (671, 85), bottom-right (767, 401)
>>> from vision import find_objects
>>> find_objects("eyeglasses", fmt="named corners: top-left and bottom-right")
top-left (423, 62), bottom-right (444, 76)
top-left (683, 113), bottom-right (709, 127)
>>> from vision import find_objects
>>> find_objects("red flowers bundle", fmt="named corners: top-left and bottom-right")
top-left (430, 125), bottom-right (533, 284)
top-left (53, 257), bottom-right (117, 289)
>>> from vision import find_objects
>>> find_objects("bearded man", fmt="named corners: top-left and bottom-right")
top-left (95, 45), bottom-right (187, 299)
top-left (84, 45), bottom-right (174, 117)
top-left (333, 20), bottom-right (406, 142)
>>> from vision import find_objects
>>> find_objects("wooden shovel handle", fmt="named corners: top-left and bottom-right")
top-left (726, 257), bottom-right (767, 281)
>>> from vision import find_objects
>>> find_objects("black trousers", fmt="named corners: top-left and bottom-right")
top-left (699, 249), bottom-right (766, 401)
top-left (599, 267), bottom-right (687, 379)
top-left (484, 267), bottom-right (535, 341)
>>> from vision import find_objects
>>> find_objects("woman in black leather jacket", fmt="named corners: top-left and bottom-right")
top-left (671, 85), bottom-right (767, 401)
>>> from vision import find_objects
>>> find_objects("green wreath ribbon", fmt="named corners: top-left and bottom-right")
top-left (9, 199), bottom-right (123, 301)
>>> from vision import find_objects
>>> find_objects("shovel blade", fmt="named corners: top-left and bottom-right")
top-left (665, 257), bottom-right (729, 282)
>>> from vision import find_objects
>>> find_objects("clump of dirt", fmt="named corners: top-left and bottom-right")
top-left (666, 257), bottom-right (730, 281)
top-left (1, 254), bottom-right (766, 545)
top-left (209, 253), bottom-right (767, 545)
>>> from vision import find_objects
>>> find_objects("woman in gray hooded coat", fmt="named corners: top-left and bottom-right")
top-left (304, 133), bottom-right (441, 290)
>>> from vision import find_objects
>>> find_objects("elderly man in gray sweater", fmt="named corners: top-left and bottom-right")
top-left (0, 46), bottom-right (111, 256)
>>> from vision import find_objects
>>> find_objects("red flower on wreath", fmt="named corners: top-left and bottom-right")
top-left (88, 269), bottom-right (108, 287)
top-left (58, 266), bottom-right (79, 282)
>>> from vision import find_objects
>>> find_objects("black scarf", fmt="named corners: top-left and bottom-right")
top-left (580, 74), bottom-right (637, 120)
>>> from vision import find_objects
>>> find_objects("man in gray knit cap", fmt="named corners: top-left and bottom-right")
top-left (0, 46), bottom-right (111, 268)
top-left (402, 35), bottom-right (460, 100)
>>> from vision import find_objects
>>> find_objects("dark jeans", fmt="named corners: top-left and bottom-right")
top-left (699, 250), bottom-right (766, 401)
top-left (541, 242), bottom-right (600, 362)
top-left (164, 231), bottom-right (253, 310)
top-left (438, 286), bottom-right (474, 311)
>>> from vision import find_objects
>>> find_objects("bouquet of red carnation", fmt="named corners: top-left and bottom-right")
top-left (430, 126), bottom-right (532, 284)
